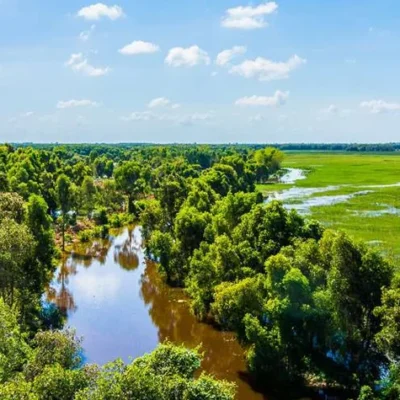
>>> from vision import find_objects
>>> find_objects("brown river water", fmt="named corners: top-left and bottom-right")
top-left (47, 226), bottom-right (267, 400)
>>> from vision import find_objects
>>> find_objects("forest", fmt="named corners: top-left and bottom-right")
top-left (1, 143), bottom-right (400, 400)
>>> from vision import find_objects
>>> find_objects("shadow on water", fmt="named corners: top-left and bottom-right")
top-left (46, 226), bottom-right (267, 400)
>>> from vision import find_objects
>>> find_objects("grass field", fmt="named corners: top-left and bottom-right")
top-left (258, 152), bottom-right (400, 261)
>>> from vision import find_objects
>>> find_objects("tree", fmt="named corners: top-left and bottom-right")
top-left (211, 277), bottom-right (264, 332)
top-left (26, 194), bottom-right (55, 268)
top-left (0, 219), bottom-right (35, 306)
top-left (81, 176), bottom-right (97, 215)
top-left (0, 299), bottom-right (31, 383)
top-left (0, 192), bottom-right (25, 223)
top-left (114, 161), bottom-right (142, 214)
top-left (56, 174), bottom-right (73, 251)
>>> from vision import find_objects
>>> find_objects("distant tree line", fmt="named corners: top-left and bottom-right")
top-left (12, 142), bottom-right (400, 153)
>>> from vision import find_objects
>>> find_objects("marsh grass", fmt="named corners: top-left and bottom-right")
top-left (257, 152), bottom-right (400, 259)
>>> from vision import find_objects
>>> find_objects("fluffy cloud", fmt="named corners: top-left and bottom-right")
top-left (119, 41), bottom-right (160, 55)
top-left (360, 99), bottom-right (400, 114)
top-left (165, 45), bottom-right (210, 67)
top-left (57, 99), bottom-right (99, 109)
top-left (221, 2), bottom-right (278, 30)
top-left (79, 24), bottom-right (96, 41)
top-left (235, 90), bottom-right (289, 107)
top-left (148, 97), bottom-right (180, 109)
top-left (77, 3), bottom-right (124, 20)
top-left (216, 46), bottom-right (247, 67)
top-left (230, 54), bottom-right (306, 81)
top-left (66, 53), bottom-right (110, 77)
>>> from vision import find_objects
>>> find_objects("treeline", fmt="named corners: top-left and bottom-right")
top-left (13, 142), bottom-right (400, 153)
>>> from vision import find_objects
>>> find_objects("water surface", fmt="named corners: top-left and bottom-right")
top-left (47, 227), bottom-right (265, 400)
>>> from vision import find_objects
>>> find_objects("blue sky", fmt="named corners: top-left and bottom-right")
top-left (1, 0), bottom-right (400, 143)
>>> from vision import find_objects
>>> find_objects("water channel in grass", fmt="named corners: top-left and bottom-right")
top-left (46, 226), bottom-right (266, 400)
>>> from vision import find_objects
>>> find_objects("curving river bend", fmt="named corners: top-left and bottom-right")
top-left (47, 226), bottom-right (266, 400)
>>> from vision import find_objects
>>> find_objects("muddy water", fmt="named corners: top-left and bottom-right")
top-left (47, 226), bottom-right (266, 400)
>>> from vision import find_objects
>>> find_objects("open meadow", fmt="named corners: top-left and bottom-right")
top-left (258, 152), bottom-right (400, 260)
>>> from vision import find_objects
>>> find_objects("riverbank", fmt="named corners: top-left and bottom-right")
top-left (47, 226), bottom-right (267, 400)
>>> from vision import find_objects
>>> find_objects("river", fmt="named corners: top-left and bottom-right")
top-left (47, 226), bottom-right (266, 400)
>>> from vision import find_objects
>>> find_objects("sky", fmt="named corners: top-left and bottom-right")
top-left (1, 0), bottom-right (400, 144)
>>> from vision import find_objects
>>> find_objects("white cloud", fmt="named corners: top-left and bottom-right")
top-left (57, 99), bottom-right (99, 109)
top-left (235, 90), bottom-right (289, 107)
top-left (122, 111), bottom-right (213, 125)
top-left (322, 104), bottom-right (339, 114)
top-left (221, 2), bottom-right (278, 30)
top-left (165, 45), bottom-right (210, 67)
top-left (77, 3), bottom-right (124, 21)
top-left (211, 71), bottom-right (218, 77)
top-left (230, 54), bottom-right (306, 81)
top-left (360, 100), bottom-right (400, 114)
top-left (79, 24), bottom-right (96, 41)
top-left (148, 97), bottom-right (169, 108)
top-left (66, 53), bottom-right (110, 77)
top-left (216, 46), bottom-right (247, 67)
top-left (119, 40), bottom-right (160, 55)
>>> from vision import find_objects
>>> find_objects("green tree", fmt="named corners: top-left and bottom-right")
top-left (0, 299), bottom-right (31, 383)
top-left (81, 176), bottom-right (97, 215)
top-left (211, 277), bottom-right (264, 332)
top-left (114, 161), bottom-right (142, 214)
top-left (56, 174), bottom-right (73, 251)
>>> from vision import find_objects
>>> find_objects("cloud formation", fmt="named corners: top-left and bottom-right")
top-left (148, 97), bottom-right (180, 109)
top-left (235, 90), bottom-right (289, 107)
top-left (360, 100), bottom-right (400, 114)
top-left (230, 54), bottom-right (306, 81)
top-left (57, 99), bottom-right (99, 109)
top-left (165, 46), bottom-right (210, 67)
top-left (77, 3), bottom-right (124, 21)
top-left (216, 46), bottom-right (247, 67)
top-left (221, 2), bottom-right (278, 30)
top-left (66, 53), bottom-right (110, 77)
top-left (119, 41), bottom-right (160, 55)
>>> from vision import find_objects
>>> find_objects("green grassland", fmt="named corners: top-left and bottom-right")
top-left (258, 152), bottom-right (400, 260)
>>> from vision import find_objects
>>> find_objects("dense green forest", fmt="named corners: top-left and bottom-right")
top-left (1, 143), bottom-right (400, 399)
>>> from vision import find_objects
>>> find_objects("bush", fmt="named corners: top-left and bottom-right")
top-left (93, 207), bottom-right (108, 226)
top-left (92, 225), bottom-right (109, 239)
top-left (78, 230), bottom-right (92, 243)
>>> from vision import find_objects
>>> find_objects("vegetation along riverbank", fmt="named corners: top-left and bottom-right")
top-left (0, 144), bottom-right (400, 399)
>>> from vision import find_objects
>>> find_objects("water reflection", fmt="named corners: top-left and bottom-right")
top-left (46, 226), bottom-right (265, 400)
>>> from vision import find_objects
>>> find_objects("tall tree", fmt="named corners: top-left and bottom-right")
top-left (56, 174), bottom-right (73, 251)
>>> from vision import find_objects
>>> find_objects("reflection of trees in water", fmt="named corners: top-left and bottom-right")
top-left (46, 256), bottom-right (77, 314)
top-left (114, 228), bottom-right (140, 271)
top-left (139, 260), bottom-right (247, 380)
top-left (46, 234), bottom-right (117, 314)
top-left (71, 236), bottom-right (115, 267)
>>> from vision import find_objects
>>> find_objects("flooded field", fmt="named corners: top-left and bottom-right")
top-left (259, 153), bottom-right (400, 259)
